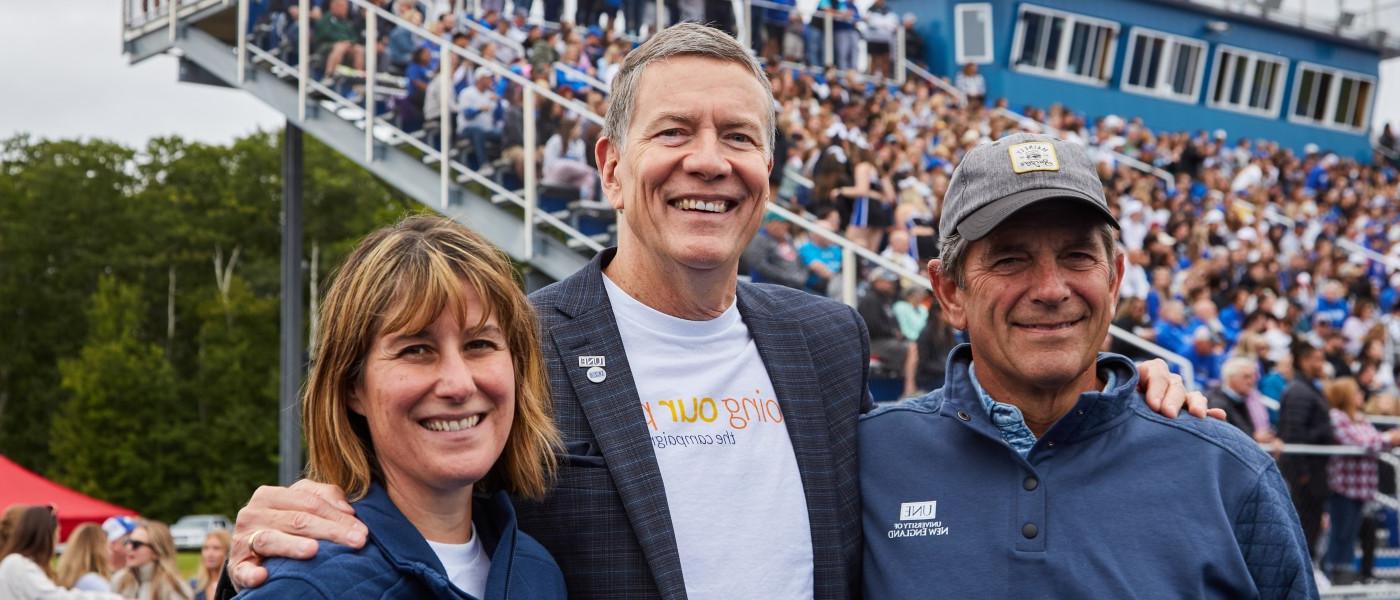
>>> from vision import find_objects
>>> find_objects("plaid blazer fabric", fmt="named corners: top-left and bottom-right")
top-left (516, 249), bottom-right (871, 600)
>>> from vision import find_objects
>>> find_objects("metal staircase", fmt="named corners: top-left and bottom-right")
top-left (123, 0), bottom-right (594, 283)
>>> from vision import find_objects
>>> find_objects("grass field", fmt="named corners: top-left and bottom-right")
top-left (176, 551), bottom-right (201, 580)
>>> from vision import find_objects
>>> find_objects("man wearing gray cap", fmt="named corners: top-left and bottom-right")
top-left (859, 133), bottom-right (1315, 598)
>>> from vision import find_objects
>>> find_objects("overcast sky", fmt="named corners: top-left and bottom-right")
top-left (1, 0), bottom-right (1397, 149)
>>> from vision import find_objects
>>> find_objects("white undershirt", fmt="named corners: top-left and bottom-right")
top-left (426, 523), bottom-right (491, 599)
top-left (603, 275), bottom-right (815, 599)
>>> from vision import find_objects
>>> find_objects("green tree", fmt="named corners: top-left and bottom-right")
top-left (189, 275), bottom-right (280, 517)
top-left (51, 275), bottom-right (197, 519)
top-left (1, 130), bottom-right (420, 519)
top-left (0, 136), bottom-right (147, 473)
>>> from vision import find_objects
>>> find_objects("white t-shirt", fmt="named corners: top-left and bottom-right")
top-left (456, 86), bottom-right (498, 132)
top-left (426, 524), bottom-right (491, 599)
top-left (603, 275), bottom-right (815, 600)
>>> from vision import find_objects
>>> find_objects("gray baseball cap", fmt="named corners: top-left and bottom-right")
top-left (939, 133), bottom-right (1118, 244)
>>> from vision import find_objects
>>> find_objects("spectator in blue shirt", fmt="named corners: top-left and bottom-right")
top-left (1219, 288), bottom-right (1249, 347)
top-left (386, 9), bottom-right (423, 73)
top-left (1316, 279), bottom-right (1351, 328)
top-left (1154, 300), bottom-right (1193, 356)
top-left (798, 218), bottom-right (843, 296)
top-left (1186, 326), bottom-right (1226, 389)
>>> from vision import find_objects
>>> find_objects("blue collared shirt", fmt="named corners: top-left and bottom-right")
top-left (968, 362), bottom-right (1119, 458)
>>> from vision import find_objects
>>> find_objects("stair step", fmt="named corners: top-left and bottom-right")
top-left (565, 232), bottom-right (612, 249)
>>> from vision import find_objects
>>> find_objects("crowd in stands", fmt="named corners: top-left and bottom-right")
top-left (242, 0), bottom-right (1400, 582)
top-left (244, 0), bottom-right (1400, 393)
top-left (0, 509), bottom-right (230, 599)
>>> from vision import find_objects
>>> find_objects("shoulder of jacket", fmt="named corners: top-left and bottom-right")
top-left (745, 282), bottom-right (859, 321)
top-left (1127, 402), bottom-right (1275, 475)
top-left (257, 540), bottom-right (396, 595)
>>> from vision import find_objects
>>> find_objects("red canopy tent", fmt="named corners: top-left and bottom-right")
top-left (0, 455), bottom-right (138, 542)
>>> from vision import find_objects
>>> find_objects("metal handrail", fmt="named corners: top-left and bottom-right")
top-left (369, 3), bottom-right (604, 126)
top-left (459, 15), bottom-right (525, 58)
top-left (330, 65), bottom-right (410, 88)
top-left (1337, 238), bottom-right (1400, 274)
top-left (1260, 205), bottom-right (1398, 276)
top-left (1320, 582), bottom-right (1400, 599)
top-left (1272, 443), bottom-right (1384, 457)
top-left (745, 0), bottom-right (865, 70)
top-left (905, 61), bottom-right (967, 106)
top-left (1107, 325), bottom-right (1196, 388)
top-left (1255, 400), bottom-right (1400, 433)
top-left (123, 0), bottom-right (225, 41)
top-left (553, 61), bottom-right (610, 95)
top-left (782, 167), bottom-right (814, 189)
top-left (1272, 445), bottom-right (1400, 513)
top-left (240, 22), bottom-right (605, 253)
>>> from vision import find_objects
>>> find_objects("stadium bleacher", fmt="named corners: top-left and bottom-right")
top-left (234, 0), bottom-right (1400, 393)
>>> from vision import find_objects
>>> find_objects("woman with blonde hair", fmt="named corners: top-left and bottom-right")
top-left (55, 522), bottom-right (114, 591)
top-left (1324, 377), bottom-right (1400, 582)
top-left (111, 521), bottom-right (192, 600)
top-left (0, 505), bottom-right (121, 599)
top-left (240, 215), bottom-right (565, 598)
top-left (191, 529), bottom-right (229, 600)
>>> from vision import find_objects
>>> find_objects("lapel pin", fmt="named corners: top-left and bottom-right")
top-left (579, 356), bottom-right (606, 368)
top-left (587, 366), bottom-right (607, 383)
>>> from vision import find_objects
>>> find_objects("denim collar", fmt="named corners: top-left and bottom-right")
top-left (354, 482), bottom-right (515, 586)
top-left (944, 345), bottom-right (1140, 454)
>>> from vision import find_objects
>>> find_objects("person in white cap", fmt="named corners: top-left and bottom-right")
top-left (100, 516), bottom-right (137, 573)
top-left (456, 66), bottom-right (503, 175)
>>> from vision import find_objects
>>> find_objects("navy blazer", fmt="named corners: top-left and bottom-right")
top-left (517, 248), bottom-right (872, 600)
top-left (238, 483), bottom-right (566, 599)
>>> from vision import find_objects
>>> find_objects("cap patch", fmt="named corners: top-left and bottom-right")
top-left (1008, 142), bottom-right (1060, 174)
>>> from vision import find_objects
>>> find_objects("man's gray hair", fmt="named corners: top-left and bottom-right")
top-left (1222, 356), bottom-right (1259, 381)
top-left (603, 23), bottom-right (775, 159)
top-left (937, 222), bottom-right (1118, 288)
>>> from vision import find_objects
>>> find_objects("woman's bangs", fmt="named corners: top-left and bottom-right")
top-left (376, 251), bottom-right (497, 337)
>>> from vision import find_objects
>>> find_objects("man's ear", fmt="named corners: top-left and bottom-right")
top-left (1109, 250), bottom-right (1127, 316)
top-left (928, 259), bottom-right (967, 330)
top-left (595, 135), bottom-right (624, 211)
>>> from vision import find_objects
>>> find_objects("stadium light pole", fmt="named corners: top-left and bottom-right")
top-left (280, 122), bottom-right (306, 487)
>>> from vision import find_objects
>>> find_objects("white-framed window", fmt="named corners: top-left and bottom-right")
top-left (1205, 45), bottom-right (1287, 118)
top-left (1011, 4), bottom-right (1119, 86)
top-left (1120, 27), bottom-right (1206, 103)
top-left (954, 3), bottom-right (994, 65)
top-left (1289, 62), bottom-right (1375, 131)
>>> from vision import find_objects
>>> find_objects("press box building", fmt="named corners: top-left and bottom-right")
top-left (894, 0), bottom-right (1399, 158)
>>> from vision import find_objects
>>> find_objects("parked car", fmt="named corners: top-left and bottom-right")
top-left (170, 514), bottom-right (232, 550)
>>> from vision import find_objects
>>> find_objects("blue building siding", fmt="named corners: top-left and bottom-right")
top-left (891, 0), bottom-right (1381, 158)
